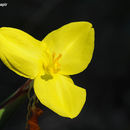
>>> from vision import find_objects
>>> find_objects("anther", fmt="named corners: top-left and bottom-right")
top-left (52, 53), bottom-right (62, 73)
top-left (54, 54), bottom-right (62, 63)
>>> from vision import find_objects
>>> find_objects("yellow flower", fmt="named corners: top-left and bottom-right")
top-left (0, 22), bottom-right (94, 118)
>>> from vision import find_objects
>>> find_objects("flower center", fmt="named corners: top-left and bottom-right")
top-left (44, 52), bottom-right (62, 74)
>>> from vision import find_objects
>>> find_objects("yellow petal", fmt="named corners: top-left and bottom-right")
top-left (0, 27), bottom-right (44, 79)
top-left (34, 74), bottom-right (86, 118)
top-left (42, 22), bottom-right (94, 75)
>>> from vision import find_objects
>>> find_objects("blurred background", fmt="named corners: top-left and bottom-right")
top-left (0, 0), bottom-right (130, 130)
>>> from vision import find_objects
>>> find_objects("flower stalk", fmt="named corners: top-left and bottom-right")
top-left (0, 79), bottom-right (32, 129)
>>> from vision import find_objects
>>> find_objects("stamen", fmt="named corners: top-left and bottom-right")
top-left (44, 52), bottom-right (62, 74)
top-left (52, 53), bottom-right (62, 73)
top-left (54, 54), bottom-right (62, 63)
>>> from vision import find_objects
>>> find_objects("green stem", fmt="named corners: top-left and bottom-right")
top-left (0, 79), bottom-right (33, 129)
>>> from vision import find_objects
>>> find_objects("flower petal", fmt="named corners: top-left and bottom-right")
top-left (0, 27), bottom-right (44, 79)
top-left (42, 22), bottom-right (94, 75)
top-left (34, 74), bottom-right (86, 118)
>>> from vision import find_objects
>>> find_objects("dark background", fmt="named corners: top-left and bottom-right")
top-left (0, 0), bottom-right (130, 130)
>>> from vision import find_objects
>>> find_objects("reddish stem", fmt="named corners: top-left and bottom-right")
top-left (0, 79), bottom-right (32, 108)
top-left (28, 107), bottom-right (43, 130)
